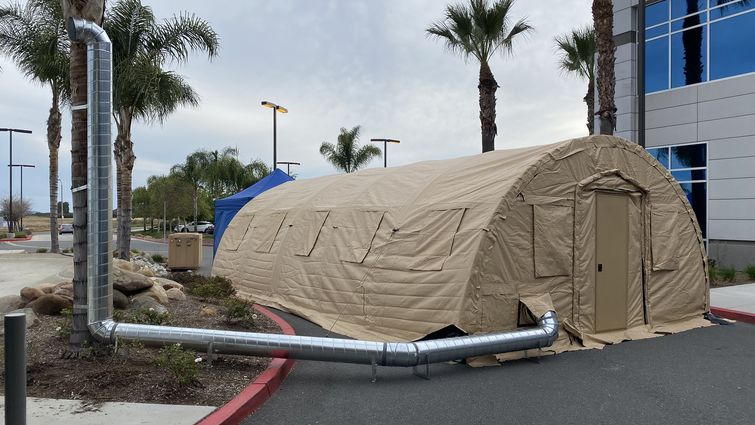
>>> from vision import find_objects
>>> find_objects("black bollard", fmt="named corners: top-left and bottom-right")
top-left (4, 312), bottom-right (26, 425)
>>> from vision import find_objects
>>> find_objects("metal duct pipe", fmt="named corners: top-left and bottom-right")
top-left (70, 18), bottom-right (560, 368)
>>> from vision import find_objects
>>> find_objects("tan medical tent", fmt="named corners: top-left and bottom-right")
top-left (213, 135), bottom-right (710, 357)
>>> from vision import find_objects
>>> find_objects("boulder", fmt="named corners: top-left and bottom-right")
top-left (0, 295), bottom-right (27, 315)
top-left (20, 287), bottom-right (45, 303)
top-left (165, 288), bottom-right (186, 301)
top-left (199, 306), bottom-right (218, 317)
top-left (130, 295), bottom-right (168, 315)
top-left (152, 278), bottom-right (184, 291)
top-left (0, 308), bottom-right (40, 335)
top-left (114, 258), bottom-right (134, 271)
top-left (138, 267), bottom-right (155, 278)
top-left (53, 283), bottom-right (74, 299)
top-left (113, 290), bottom-right (129, 310)
top-left (28, 294), bottom-right (72, 316)
top-left (113, 267), bottom-right (154, 293)
top-left (36, 283), bottom-right (57, 294)
top-left (141, 284), bottom-right (169, 305)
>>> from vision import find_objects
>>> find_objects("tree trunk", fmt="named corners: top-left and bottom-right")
top-left (593, 0), bottom-right (616, 135)
top-left (115, 112), bottom-right (136, 259)
top-left (584, 77), bottom-right (595, 135)
top-left (478, 61), bottom-right (499, 153)
top-left (193, 188), bottom-right (198, 232)
top-left (48, 88), bottom-right (62, 254)
top-left (68, 40), bottom-right (90, 354)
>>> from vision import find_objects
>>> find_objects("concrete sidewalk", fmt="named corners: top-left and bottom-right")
top-left (711, 283), bottom-right (755, 314)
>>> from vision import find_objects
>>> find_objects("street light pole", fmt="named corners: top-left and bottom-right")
top-left (261, 101), bottom-right (288, 171)
top-left (276, 161), bottom-right (300, 176)
top-left (370, 138), bottom-right (401, 168)
top-left (8, 164), bottom-right (35, 230)
top-left (0, 128), bottom-right (32, 233)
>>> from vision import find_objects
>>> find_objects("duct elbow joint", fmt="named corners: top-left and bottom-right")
top-left (88, 319), bottom-right (117, 343)
top-left (538, 310), bottom-right (560, 346)
top-left (66, 17), bottom-right (110, 44)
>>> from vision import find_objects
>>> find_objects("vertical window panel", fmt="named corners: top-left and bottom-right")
top-left (671, 26), bottom-right (707, 88)
top-left (647, 147), bottom-right (670, 168)
top-left (671, 144), bottom-right (706, 168)
top-left (671, 0), bottom-right (706, 19)
top-left (647, 0), bottom-right (670, 27)
top-left (679, 182), bottom-right (707, 238)
top-left (646, 38), bottom-right (670, 93)
top-left (710, 11), bottom-right (755, 79)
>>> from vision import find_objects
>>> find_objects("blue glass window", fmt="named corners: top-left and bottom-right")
top-left (671, 169), bottom-right (707, 181)
top-left (646, 38), bottom-right (669, 93)
top-left (672, 0), bottom-right (706, 18)
top-left (647, 147), bottom-right (670, 168)
top-left (647, 0), bottom-right (670, 27)
top-left (679, 182), bottom-right (707, 237)
top-left (710, 11), bottom-right (755, 79)
top-left (671, 11), bottom-right (707, 31)
top-left (671, 144), bottom-right (706, 168)
top-left (671, 26), bottom-right (707, 88)
top-left (710, 0), bottom-right (755, 19)
top-left (647, 24), bottom-right (669, 39)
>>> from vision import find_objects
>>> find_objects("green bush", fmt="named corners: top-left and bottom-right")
top-left (718, 266), bottom-right (736, 282)
top-left (126, 308), bottom-right (170, 325)
top-left (14, 231), bottom-right (27, 238)
top-left (56, 308), bottom-right (73, 339)
top-left (62, 247), bottom-right (73, 253)
top-left (172, 273), bottom-right (235, 299)
top-left (36, 248), bottom-right (48, 253)
top-left (154, 343), bottom-right (199, 386)
top-left (224, 298), bottom-right (256, 327)
top-left (151, 253), bottom-right (165, 264)
top-left (745, 265), bottom-right (755, 281)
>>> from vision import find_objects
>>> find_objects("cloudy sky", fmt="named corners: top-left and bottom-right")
top-left (0, 0), bottom-right (592, 212)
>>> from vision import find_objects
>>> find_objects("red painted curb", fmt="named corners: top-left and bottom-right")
top-left (0, 235), bottom-right (32, 242)
top-left (196, 305), bottom-right (297, 425)
top-left (710, 306), bottom-right (755, 325)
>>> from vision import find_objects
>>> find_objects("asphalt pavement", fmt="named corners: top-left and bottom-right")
top-left (247, 311), bottom-right (755, 425)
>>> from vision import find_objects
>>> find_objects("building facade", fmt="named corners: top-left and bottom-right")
top-left (613, 0), bottom-right (755, 268)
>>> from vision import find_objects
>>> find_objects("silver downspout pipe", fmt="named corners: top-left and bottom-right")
top-left (69, 18), bottom-right (559, 367)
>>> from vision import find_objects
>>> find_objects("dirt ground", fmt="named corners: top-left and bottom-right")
top-left (0, 296), bottom-right (280, 407)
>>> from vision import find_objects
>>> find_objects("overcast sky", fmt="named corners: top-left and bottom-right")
top-left (0, 0), bottom-right (592, 212)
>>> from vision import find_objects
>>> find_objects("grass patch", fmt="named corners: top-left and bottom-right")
top-left (171, 273), bottom-right (235, 299)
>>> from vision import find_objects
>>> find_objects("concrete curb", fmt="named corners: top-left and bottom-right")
top-left (710, 306), bottom-right (755, 325)
top-left (196, 305), bottom-right (296, 425)
top-left (0, 235), bottom-right (33, 242)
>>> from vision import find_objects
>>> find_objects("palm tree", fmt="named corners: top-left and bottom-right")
top-left (60, 0), bottom-right (105, 354)
top-left (592, 0), bottom-right (616, 135)
top-left (171, 150), bottom-right (211, 230)
top-left (319, 126), bottom-right (381, 173)
top-left (554, 26), bottom-right (596, 134)
top-left (0, 0), bottom-right (69, 253)
top-left (105, 0), bottom-right (219, 259)
top-left (427, 0), bottom-right (532, 153)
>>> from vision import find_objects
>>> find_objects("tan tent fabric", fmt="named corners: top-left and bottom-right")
top-left (213, 135), bottom-right (710, 357)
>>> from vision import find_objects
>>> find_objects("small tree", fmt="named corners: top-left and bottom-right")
top-left (319, 126), bottom-right (381, 173)
top-left (1, 197), bottom-right (32, 231)
top-left (555, 26), bottom-right (596, 134)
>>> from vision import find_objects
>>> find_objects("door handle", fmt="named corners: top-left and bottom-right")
top-left (598, 264), bottom-right (603, 272)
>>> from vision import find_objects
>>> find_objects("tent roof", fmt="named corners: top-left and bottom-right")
top-left (215, 168), bottom-right (293, 209)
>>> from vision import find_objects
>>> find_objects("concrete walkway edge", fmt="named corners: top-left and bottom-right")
top-left (196, 305), bottom-right (297, 425)
top-left (710, 306), bottom-right (755, 324)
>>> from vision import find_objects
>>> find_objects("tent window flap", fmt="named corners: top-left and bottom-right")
top-left (222, 212), bottom-right (254, 252)
top-left (651, 206), bottom-right (680, 271)
top-left (245, 211), bottom-right (287, 253)
top-left (533, 204), bottom-right (573, 277)
top-left (331, 211), bottom-right (385, 263)
top-left (292, 210), bottom-right (330, 257)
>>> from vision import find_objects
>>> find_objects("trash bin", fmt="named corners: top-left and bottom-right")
top-left (168, 233), bottom-right (203, 270)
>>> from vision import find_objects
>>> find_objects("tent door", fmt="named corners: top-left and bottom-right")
top-left (594, 192), bottom-right (629, 332)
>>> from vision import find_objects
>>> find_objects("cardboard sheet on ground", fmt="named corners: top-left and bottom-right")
top-left (214, 135), bottom-right (710, 361)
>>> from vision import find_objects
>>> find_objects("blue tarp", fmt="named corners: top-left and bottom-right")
top-left (213, 168), bottom-right (294, 255)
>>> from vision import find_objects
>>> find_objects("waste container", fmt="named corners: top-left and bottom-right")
top-left (168, 233), bottom-right (203, 270)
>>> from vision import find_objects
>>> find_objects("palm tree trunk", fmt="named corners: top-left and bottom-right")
top-left (68, 40), bottom-right (90, 354)
top-left (585, 77), bottom-right (595, 135)
top-left (115, 113), bottom-right (135, 259)
top-left (47, 88), bottom-right (62, 254)
top-left (478, 61), bottom-right (498, 153)
top-left (593, 0), bottom-right (616, 135)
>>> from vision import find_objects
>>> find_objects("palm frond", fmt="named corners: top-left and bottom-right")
top-left (554, 25), bottom-right (595, 80)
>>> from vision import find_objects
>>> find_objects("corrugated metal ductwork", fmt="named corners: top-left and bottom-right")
top-left (69, 18), bottom-right (559, 369)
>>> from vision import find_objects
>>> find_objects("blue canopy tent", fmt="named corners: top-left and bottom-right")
top-left (213, 169), bottom-right (294, 255)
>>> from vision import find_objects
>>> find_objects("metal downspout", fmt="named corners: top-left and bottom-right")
top-left (69, 18), bottom-right (559, 368)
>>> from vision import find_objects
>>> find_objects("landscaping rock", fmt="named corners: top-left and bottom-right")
top-left (142, 284), bottom-right (169, 305)
top-left (199, 306), bottom-right (218, 317)
top-left (130, 295), bottom-right (168, 315)
top-left (113, 290), bottom-right (129, 310)
top-left (131, 254), bottom-right (169, 277)
top-left (165, 288), bottom-right (186, 301)
top-left (138, 267), bottom-right (155, 278)
top-left (36, 283), bottom-right (57, 294)
top-left (0, 295), bottom-right (27, 314)
top-left (114, 258), bottom-right (134, 271)
top-left (20, 287), bottom-right (45, 303)
top-left (113, 267), bottom-right (154, 293)
top-left (153, 277), bottom-right (184, 291)
top-left (28, 294), bottom-right (72, 316)
top-left (53, 283), bottom-right (74, 299)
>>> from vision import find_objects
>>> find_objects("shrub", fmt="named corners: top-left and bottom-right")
top-left (14, 231), bottom-right (26, 238)
top-left (56, 308), bottom-right (73, 339)
top-left (745, 265), bottom-right (755, 281)
top-left (151, 253), bottom-right (165, 264)
top-left (224, 298), bottom-right (256, 327)
top-left (154, 343), bottom-right (199, 386)
top-left (718, 266), bottom-right (736, 282)
top-left (62, 247), bottom-right (73, 253)
top-left (172, 273), bottom-right (235, 299)
top-left (127, 308), bottom-right (170, 325)
top-left (36, 248), bottom-right (48, 253)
